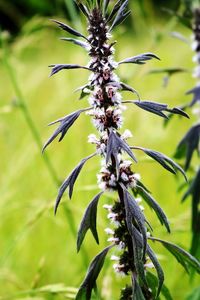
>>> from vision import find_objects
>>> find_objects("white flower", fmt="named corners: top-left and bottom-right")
top-left (133, 173), bottom-right (141, 181)
top-left (121, 129), bottom-right (133, 140)
top-left (88, 134), bottom-right (99, 144)
top-left (113, 263), bottom-right (126, 276)
top-left (111, 255), bottom-right (120, 261)
top-left (105, 228), bottom-right (115, 235)
top-left (120, 160), bottom-right (132, 169)
top-left (118, 241), bottom-right (126, 250)
top-left (144, 262), bottom-right (154, 269)
top-left (107, 237), bottom-right (119, 243)
top-left (103, 204), bottom-right (113, 211)
top-left (193, 66), bottom-right (200, 78)
top-left (192, 40), bottom-right (198, 51)
top-left (120, 172), bottom-right (129, 182)
top-left (135, 197), bottom-right (142, 204)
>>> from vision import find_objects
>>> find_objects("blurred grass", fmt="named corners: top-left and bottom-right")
top-left (0, 4), bottom-right (199, 299)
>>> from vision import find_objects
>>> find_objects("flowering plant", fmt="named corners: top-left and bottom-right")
top-left (43, 1), bottom-right (200, 299)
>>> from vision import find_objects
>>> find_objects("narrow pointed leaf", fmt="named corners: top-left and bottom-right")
top-left (43, 109), bottom-right (84, 152)
top-left (109, 0), bottom-right (130, 31)
top-left (175, 124), bottom-right (200, 171)
top-left (106, 130), bottom-right (137, 167)
top-left (147, 245), bottom-right (164, 298)
top-left (106, 0), bottom-right (123, 23)
top-left (76, 246), bottom-right (111, 300)
top-left (49, 64), bottom-right (91, 77)
top-left (54, 154), bottom-right (96, 214)
top-left (135, 184), bottom-right (170, 233)
top-left (132, 275), bottom-right (146, 300)
top-left (51, 19), bottom-right (87, 39)
top-left (119, 53), bottom-right (160, 65)
top-left (186, 86), bottom-right (200, 107)
top-left (122, 186), bottom-right (147, 258)
top-left (120, 82), bottom-right (141, 100)
top-left (76, 3), bottom-right (90, 19)
top-left (150, 237), bottom-right (200, 274)
top-left (136, 147), bottom-right (187, 181)
top-left (103, 0), bottom-right (110, 14)
top-left (77, 192), bottom-right (103, 252)
top-left (130, 100), bottom-right (188, 120)
top-left (60, 37), bottom-right (89, 49)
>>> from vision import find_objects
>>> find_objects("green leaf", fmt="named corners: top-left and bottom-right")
top-left (146, 272), bottom-right (173, 300)
top-left (77, 192), bottom-right (103, 252)
top-left (150, 237), bottom-right (200, 274)
top-left (132, 275), bottom-right (146, 300)
top-left (76, 246), bottom-right (111, 300)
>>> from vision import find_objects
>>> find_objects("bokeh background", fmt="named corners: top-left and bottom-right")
top-left (0, 0), bottom-right (199, 299)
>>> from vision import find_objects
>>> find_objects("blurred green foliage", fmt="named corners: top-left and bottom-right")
top-left (0, 0), bottom-right (199, 299)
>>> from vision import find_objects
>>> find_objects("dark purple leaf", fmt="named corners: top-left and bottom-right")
top-left (106, 130), bottom-right (137, 175)
top-left (129, 100), bottom-right (189, 119)
top-left (77, 192), bottom-right (103, 252)
top-left (120, 82), bottom-right (141, 100)
top-left (49, 64), bottom-right (91, 77)
top-left (109, 0), bottom-right (130, 31)
top-left (60, 37), bottom-right (89, 49)
top-left (51, 19), bottom-right (87, 40)
top-left (119, 53), bottom-right (160, 65)
top-left (133, 147), bottom-right (187, 181)
top-left (135, 183), bottom-right (170, 233)
top-left (149, 237), bottom-right (200, 274)
top-left (103, 0), bottom-right (110, 14)
top-left (106, 0), bottom-right (123, 23)
top-left (122, 186), bottom-right (147, 259)
top-left (43, 109), bottom-right (84, 152)
top-left (186, 86), bottom-right (200, 107)
top-left (76, 3), bottom-right (90, 19)
top-left (54, 154), bottom-right (96, 214)
top-left (147, 244), bottom-right (164, 298)
top-left (76, 246), bottom-right (112, 300)
top-left (175, 124), bottom-right (200, 171)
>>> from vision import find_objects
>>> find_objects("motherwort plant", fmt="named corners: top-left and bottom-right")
top-left (43, 1), bottom-right (200, 299)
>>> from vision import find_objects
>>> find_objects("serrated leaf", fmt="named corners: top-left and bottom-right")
top-left (106, 130), bottom-right (137, 176)
top-left (60, 37), bottom-right (89, 49)
top-left (51, 19), bottom-right (87, 39)
top-left (150, 237), bottom-right (200, 274)
top-left (77, 192), bottom-right (103, 252)
top-left (134, 147), bottom-right (187, 181)
top-left (109, 0), bottom-right (130, 31)
top-left (135, 183), bottom-right (170, 233)
top-left (49, 64), bottom-right (91, 77)
top-left (119, 53), bottom-right (160, 65)
top-left (43, 110), bottom-right (85, 152)
top-left (122, 186), bottom-right (147, 258)
top-left (76, 246), bottom-right (111, 300)
top-left (147, 245), bottom-right (164, 298)
top-left (175, 124), bottom-right (200, 171)
top-left (186, 86), bottom-right (200, 107)
top-left (54, 154), bottom-right (96, 214)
